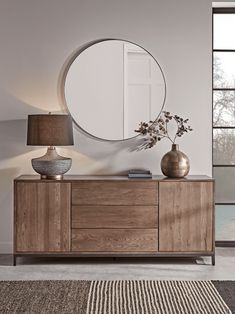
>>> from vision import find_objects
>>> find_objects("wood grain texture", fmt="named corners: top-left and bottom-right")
top-left (159, 181), bottom-right (214, 252)
top-left (15, 182), bottom-right (71, 252)
top-left (72, 205), bottom-right (158, 228)
top-left (72, 181), bottom-right (158, 205)
top-left (14, 176), bottom-right (215, 261)
top-left (71, 229), bottom-right (158, 252)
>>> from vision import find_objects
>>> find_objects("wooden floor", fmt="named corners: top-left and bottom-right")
top-left (0, 248), bottom-right (234, 281)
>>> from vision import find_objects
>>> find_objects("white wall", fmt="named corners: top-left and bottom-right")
top-left (0, 0), bottom-right (212, 253)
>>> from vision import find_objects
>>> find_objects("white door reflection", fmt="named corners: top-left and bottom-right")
top-left (124, 43), bottom-right (165, 138)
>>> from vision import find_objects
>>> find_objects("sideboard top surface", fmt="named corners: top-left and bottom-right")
top-left (15, 175), bottom-right (214, 182)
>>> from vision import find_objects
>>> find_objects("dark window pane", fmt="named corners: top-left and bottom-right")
top-left (213, 91), bottom-right (235, 126)
top-left (214, 14), bottom-right (235, 49)
top-left (213, 129), bottom-right (235, 165)
top-left (216, 205), bottom-right (235, 240)
top-left (214, 52), bottom-right (235, 88)
top-left (214, 167), bottom-right (235, 203)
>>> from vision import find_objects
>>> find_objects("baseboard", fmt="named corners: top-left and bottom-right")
top-left (216, 241), bottom-right (235, 247)
top-left (0, 242), bottom-right (13, 253)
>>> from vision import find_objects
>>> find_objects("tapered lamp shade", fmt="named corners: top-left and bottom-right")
top-left (27, 114), bottom-right (74, 146)
top-left (27, 114), bottom-right (74, 180)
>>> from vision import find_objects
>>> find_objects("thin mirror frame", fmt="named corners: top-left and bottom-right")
top-left (61, 38), bottom-right (167, 142)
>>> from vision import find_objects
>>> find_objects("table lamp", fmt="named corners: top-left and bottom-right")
top-left (27, 113), bottom-right (74, 179)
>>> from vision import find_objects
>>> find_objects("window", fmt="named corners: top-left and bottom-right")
top-left (213, 9), bottom-right (235, 242)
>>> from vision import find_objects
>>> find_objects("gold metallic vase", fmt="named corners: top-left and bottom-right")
top-left (161, 144), bottom-right (190, 178)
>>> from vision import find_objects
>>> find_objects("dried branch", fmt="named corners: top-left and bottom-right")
top-left (134, 111), bottom-right (193, 150)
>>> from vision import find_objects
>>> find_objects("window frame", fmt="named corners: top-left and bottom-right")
top-left (213, 8), bottom-right (235, 245)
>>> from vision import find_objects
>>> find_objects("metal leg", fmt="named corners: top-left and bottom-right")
top-left (13, 255), bottom-right (16, 266)
top-left (212, 254), bottom-right (215, 266)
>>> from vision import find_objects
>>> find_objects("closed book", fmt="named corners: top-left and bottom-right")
top-left (128, 170), bottom-right (152, 179)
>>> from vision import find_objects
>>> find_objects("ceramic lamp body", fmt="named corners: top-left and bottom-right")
top-left (32, 147), bottom-right (72, 180)
top-left (161, 144), bottom-right (190, 178)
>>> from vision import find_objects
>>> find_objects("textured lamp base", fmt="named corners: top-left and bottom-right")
top-left (31, 147), bottom-right (72, 180)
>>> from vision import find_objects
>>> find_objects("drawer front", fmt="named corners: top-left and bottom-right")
top-left (71, 229), bottom-right (158, 252)
top-left (72, 205), bottom-right (158, 228)
top-left (72, 181), bottom-right (158, 205)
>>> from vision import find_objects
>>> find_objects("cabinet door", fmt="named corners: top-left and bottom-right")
top-left (159, 181), bottom-right (214, 252)
top-left (15, 182), bottom-right (71, 252)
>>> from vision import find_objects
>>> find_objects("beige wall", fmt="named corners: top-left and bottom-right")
top-left (0, 0), bottom-right (212, 252)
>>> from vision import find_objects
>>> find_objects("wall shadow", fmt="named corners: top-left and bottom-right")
top-left (0, 119), bottom-right (33, 160)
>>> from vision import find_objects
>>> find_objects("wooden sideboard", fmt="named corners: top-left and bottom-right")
top-left (14, 175), bottom-right (215, 265)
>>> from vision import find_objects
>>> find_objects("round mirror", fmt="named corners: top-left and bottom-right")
top-left (64, 39), bottom-right (166, 141)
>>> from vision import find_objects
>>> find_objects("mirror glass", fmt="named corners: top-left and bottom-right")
top-left (64, 40), bottom-right (166, 140)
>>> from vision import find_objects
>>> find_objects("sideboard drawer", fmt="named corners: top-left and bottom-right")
top-left (71, 229), bottom-right (158, 252)
top-left (72, 181), bottom-right (158, 205)
top-left (72, 205), bottom-right (158, 228)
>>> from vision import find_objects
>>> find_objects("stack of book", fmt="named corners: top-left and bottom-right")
top-left (128, 169), bottom-right (152, 179)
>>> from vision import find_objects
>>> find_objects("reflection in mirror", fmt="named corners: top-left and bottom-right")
top-left (64, 40), bottom-right (166, 140)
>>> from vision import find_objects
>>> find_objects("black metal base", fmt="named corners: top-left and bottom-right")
top-left (216, 241), bottom-right (235, 247)
top-left (13, 253), bottom-right (215, 266)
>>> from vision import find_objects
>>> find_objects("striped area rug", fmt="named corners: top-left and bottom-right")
top-left (0, 280), bottom-right (232, 313)
top-left (86, 280), bottom-right (231, 314)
